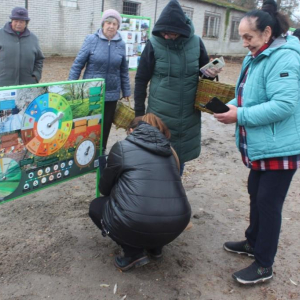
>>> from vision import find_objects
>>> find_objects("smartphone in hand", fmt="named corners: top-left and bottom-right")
top-left (203, 97), bottom-right (229, 113)
top-left (200, 57), bottom-right (225, 74)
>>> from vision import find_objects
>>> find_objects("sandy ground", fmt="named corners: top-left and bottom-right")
top-left (0, 57), bottom-right (300, 300)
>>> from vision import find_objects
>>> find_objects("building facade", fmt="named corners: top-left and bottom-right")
top-left (0, 0), bottom-right (248, 56)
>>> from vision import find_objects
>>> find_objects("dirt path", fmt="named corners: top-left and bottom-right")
top-left (0, 57), bottom-right (299, 300)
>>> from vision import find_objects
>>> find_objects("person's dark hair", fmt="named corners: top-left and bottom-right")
top-left (244, 0), bottom-right (289, 38)
top-left (127, 113), bottom-right (171, 139)
top-left (127, 116), bottom-right (143, 133)
top-left (293, 28), bottom-right (300, 41)
top-left (142, 113), bottom-right (171, 139)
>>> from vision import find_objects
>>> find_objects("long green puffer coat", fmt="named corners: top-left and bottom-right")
top-left (134, 0), bottom-right (209, 164)
top-left (147, 31), bottom-right (200, 164)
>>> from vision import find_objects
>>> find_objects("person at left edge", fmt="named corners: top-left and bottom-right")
top-left (0, 7), bottom-right (45, 87)
top-left (68, 9), bottom-right (131, 153)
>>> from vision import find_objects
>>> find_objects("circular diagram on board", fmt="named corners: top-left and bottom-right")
top-left (21, 93), bottom-right (73, 156)
top-left (0, 158), bottom-right (21, 198)
top-left (74, 138), bottom-right (96, 168)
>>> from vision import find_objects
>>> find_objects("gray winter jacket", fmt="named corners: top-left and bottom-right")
top-left (0, 22), bottom-right (44, 87)
top-left (68, 30), bottom-right (131, 101)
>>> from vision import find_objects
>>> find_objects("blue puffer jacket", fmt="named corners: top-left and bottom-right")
top-left (68, 29), bottom-right (130, 101)
top-left (229, 35), bottom-right (300, 161)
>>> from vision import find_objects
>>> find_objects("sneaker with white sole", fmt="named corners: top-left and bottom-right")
top-left (223, 240), bottom-right (254, 257)
top-left (232, 261), bottom-right (273, 284)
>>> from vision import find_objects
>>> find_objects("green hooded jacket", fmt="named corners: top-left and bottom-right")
top-left (147, 0), bottom-right (201, 163)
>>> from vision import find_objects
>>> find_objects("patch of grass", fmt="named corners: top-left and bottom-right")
top-left (70, 98), bottom-right (102, 118)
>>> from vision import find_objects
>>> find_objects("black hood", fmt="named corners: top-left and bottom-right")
top-left (126, 122), bottom-right (172, 157)
top-left (152, 0), bottom-right (191, 38)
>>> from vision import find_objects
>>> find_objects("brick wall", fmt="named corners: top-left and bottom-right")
top-left (0, 0), bottom-right (103, 56)
top-left (0, 0), bottom-right (247, 56)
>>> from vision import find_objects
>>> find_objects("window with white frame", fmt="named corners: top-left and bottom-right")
top-left (203, 12), bottom-right (221, 39)
top-left (182, 6), bottom-right (194, 21)
top-left (230, 18), bottom-right (241, 41)
top-left (60, 0), bottom-right (77, 8)
top-left (123, 1), bottom-right (141, 16)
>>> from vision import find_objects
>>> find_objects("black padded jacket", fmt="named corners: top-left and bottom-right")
top-left (99, 122), bottom-right (191, 248)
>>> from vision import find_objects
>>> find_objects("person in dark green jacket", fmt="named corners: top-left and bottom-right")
top-left (0, 7), bottom-right (44, 87)
top-left (134, 0), bottom-right (219, 175)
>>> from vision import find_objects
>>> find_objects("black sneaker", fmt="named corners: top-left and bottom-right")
top-left (232, 261), bottom-right (273, 284)
top-left (223, 240), bottom-right (254, 257)
top-left (147, 248), bottom-right (163, 260)
top-left (114, 254), bottom-right (150, 271)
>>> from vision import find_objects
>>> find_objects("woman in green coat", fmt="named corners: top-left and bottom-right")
top-left (134, 0), bottom-right (219, 175)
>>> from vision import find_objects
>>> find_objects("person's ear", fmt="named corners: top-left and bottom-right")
top-left (264, 26), bottom-right (272, 42)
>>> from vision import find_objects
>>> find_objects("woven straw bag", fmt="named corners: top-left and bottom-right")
top-left (194, 79), bottom-right (236, 114)
top-left (113, 98), bottom-right (135, 129)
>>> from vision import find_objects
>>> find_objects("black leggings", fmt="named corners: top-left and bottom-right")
top-left (89, 197), bottom-right (108, 231)
top-left (89, 197), bottom-right (145, 257)
top-left (102, 101), bottom-right (117, 151)
top-left (246, 169), bottom-right (296, 267)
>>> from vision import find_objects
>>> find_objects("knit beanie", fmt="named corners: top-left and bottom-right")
top-left (100, 9), bottom-right (122, 28)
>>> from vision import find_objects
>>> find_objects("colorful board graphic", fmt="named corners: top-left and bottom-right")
top-left (21, 93), bottom-right (73, 156)
top-left (0, 158), bottom-right (22, 198)
top-left (0, 79), bottom-right (105, 204)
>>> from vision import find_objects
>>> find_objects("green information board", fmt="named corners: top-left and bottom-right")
top-left (0, 78), bottom-right (105, 204)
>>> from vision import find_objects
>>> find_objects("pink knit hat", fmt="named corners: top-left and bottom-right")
top-left (100, 9), bottom-right (122, 28)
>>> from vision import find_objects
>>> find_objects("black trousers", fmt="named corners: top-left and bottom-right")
top-left (89, 197), bottom-right (145, 257)
top-left (245, 169), bottom-right (296, 267)
top-left (102, 101), bottom-right (117, 151)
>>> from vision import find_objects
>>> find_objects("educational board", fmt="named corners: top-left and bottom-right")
top-left (0, 79), bottom-right (105, 204)
top-left (119, 14), bottom-right (151, 70)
